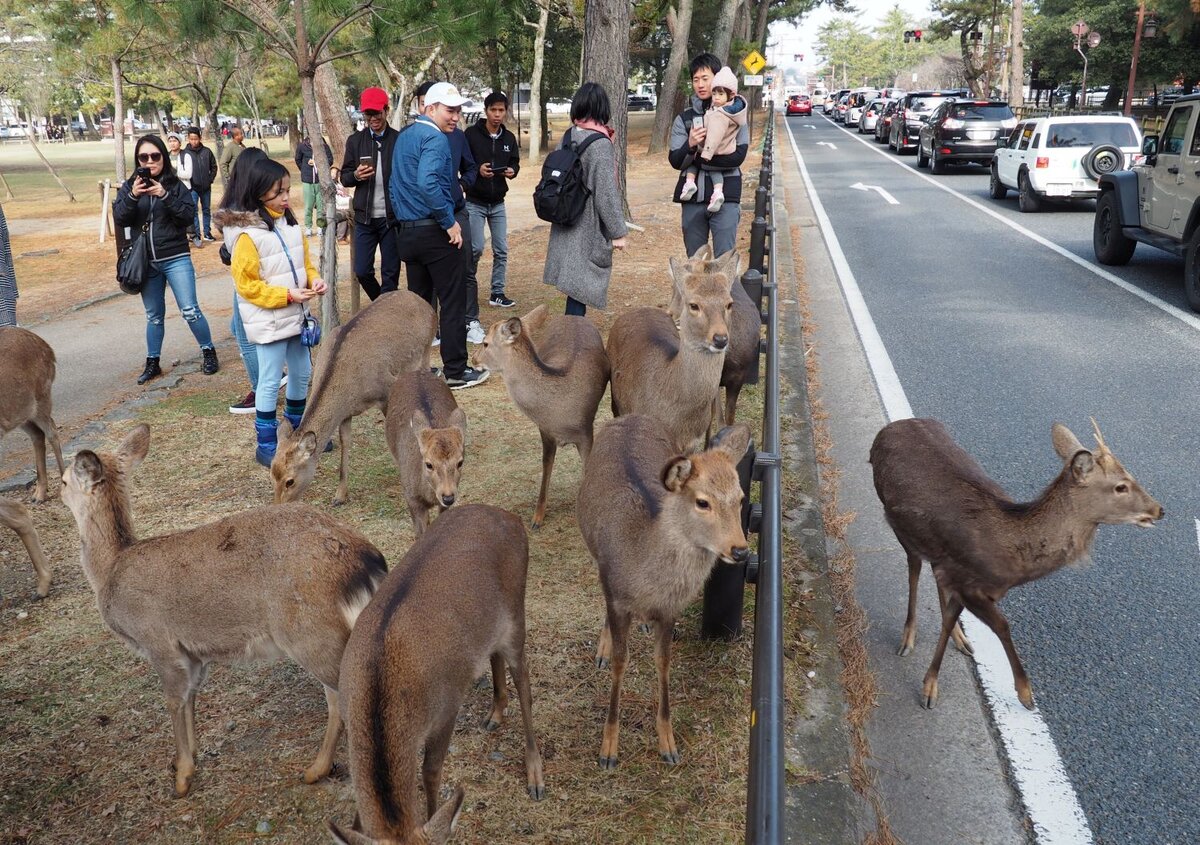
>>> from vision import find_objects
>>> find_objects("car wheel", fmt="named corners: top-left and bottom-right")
top-left (1184, 228), bottom-right (1200, 313)
top-left (930, 147), bottom-right (945, 174)
top-left (917, 142), bottom-right (929, 167)
top-left (1082, 144), bottom-right (1125, 180)
top-left (1093, 191), bottom-right (1136, 266)
top-left (989, 163), bottom-right (1008, 199)
top-left (1018, 170), bottom-right (1041, 213)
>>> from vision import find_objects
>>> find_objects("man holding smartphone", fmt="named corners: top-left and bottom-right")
top-left (668, 52), bottom-right (749, 256)
top-left (339, 87), bottom-right (401, 300)
top-left (464, 91), bottom-right (520, 311)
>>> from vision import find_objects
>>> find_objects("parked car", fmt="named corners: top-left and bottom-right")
top-left (990, 114), bottom-right (1143, 212)
top-left (628, 95), bottom-right (655, 112)
top-left (874, 99), bottom-right (901, 144)
top-left (889, 91), bottom-right (957, 153)
top-left (811, 87), bottom-right (828, 108)
top-left (825, 89), bottom-right (850, 116)
top-left (786, 95), bottom-right (812, 116)
top-left (916, 99), bottom-right (1016, 172)
top-left (1147, 85), bottom-right (1185, 107)
top-left (546, 98), bottom-right (572, 114)
top-left (1085, 86), bottom-right (1112, 107)
top-left (859, 98), bottom-right (887, 134)
top-left (834, 93), bottom-right (851, 123)
top-left (845, 89), bottom-right (880, 127)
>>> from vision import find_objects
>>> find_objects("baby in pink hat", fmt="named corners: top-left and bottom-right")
top-left (679, 65), bottom-right (749, 212)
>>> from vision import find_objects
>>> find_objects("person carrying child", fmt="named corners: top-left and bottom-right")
top-left (214, 156), bottom-right (327, 467)
top-left (677, 66), bottom-right (747, 213)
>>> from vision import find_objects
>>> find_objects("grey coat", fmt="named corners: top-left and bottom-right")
top-left (542, 127), bottom-right (629, 310)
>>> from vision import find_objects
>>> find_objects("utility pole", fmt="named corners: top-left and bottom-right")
top-left (1010, 0), bottom-right (1024, 108)
top-left (1125, 0), bottom-right (1147, 115)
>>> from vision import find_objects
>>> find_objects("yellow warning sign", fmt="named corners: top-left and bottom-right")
top-left (742, 50), bottom-right (767, 75)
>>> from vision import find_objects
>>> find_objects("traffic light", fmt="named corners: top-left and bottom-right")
top-left (914, 29), bottom-right (923, 42)
top-left (904, 29), bottom-right (911, 42)
top-left (903, 29), bottom-right (924, 43)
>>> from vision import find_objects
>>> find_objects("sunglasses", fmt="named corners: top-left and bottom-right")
top-left (363, 109), bottom-right (383, 117)
top-left (137, 152), bottom-right (163, 163)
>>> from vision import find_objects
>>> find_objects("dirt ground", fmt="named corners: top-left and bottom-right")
top-left (0, 116), bottom-right (803, 844)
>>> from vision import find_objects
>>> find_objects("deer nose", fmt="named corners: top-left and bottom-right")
top-left (712, 334), bottom-right (729, 350)
top-left (441, 494), bottom-right (456, 507)
top-left (731, 545), bottom-right (749, 563)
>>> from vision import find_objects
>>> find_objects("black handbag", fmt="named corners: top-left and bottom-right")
top-left (116, 221), bottom-right (150, 295)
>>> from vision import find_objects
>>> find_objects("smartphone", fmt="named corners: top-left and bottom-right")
top-left (692, 116), bottom-right (704, 130)
top-left (359, 155), bottom-right (373, 168)
top-left (492, 159), bottom-right (504, 174)
top-left (134, 166), bottom-right (152, 182)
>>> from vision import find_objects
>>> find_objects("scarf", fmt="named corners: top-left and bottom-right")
top-left (573, 119), bottom-right (618, 180)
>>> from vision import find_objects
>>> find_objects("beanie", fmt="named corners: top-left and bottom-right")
top-left (712, 66), bottom-right (738, 97)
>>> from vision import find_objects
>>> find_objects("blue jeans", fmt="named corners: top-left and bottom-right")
top-left (565, 296), bottom-right (586, 316)
top-left (141, 254), bottom-right (214, 357)
top-left (254, 335), bottom-right (312, 415)
top-left (191, 187), bottom-right (213, 238)
top-left (467, 200), bottom-right (509, 298)
top-left (352, 216), bottom-right (400, 300)
top-left (231, 291), bottom-right (258, 389)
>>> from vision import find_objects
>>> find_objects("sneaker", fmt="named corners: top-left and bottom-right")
top-left (429, 366), bottom-right (442, 377)
top-left (229, 391), bottom-right (256, 414)
top-left (280, 373), bottom-right (288, 388)
top-left (202, 347), bottom-right (219, 375)
top-left (466, 320), bottom-right (485, 345)
top-left (680, 180), bottom-right (698, 201)
top-left (431, 333), bottom-right (441, 348)
top-left (193, 236), bottom-right (204, 248)
top-left (444, 367), bottom-right (490, 390)
top-left (489, 295), bottom-right (516, 308)
top-left (203, 234), bottom-right (216, 242)
top-left (707, 192), bottom-right (725, 213)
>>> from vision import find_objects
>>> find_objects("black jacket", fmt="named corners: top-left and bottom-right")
top-left (463, 119), bottom-right (520, 204)
top-left (339, 125), bottom-right (399, 223)
top-left (112, 175), bottom-right (195, 262)
top-left (182, 144), bottom-right (217, 190)
top-left (295, 138), bottom-right (333, 184)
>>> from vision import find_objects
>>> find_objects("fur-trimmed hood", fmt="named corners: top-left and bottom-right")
top-left (212, 208), bottom-right (269, 235)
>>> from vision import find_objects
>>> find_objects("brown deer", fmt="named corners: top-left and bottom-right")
top-left (384, 371), bottom-right (468, 538)
top-left (607, 251), bottom-right (739, 452)
top-left (870, 417), bottom-right (1163, 711)
top-left (1, 499), bottom-right (51, 598)
top-left (667, 246), bottom-right (762, 426)
top-left (330, 504), bottom-right (544, 845)
top-left (577, 415), bottom-right (751, 768)
top-left (60, 424), bottom-right (389, 797)
top-left (273, 290), bottom-right (437, 506)
top-left (0, 327), bottom-right (64, 503)
top-left (473, 305), bottom-right (609, 527)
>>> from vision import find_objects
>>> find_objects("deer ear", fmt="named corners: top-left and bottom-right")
top-left (278, 415), bottom-right (294, 440)
top-left (116, 423), bottom-right (150, 472)
top-left (500, 317), bottom-right (522, 343)
top-left (326, 820), bottom-right (377, 845)
top-left (1070, 450), bottom-right (1096, 481)
top-left (662, 456), bottom-right (694, 491)
top-left (422, 785), bottom-right (465, 843)
top-left (715, 250), bottom-right (741, 286)
top-left (710, 423), bottom-right (752, 460)
top-left (410, 409), bottom-right (431, 437)
top-left (448, 407), bottom-right (468, 440)
top-left (689, 243), bottom-right (713, 261)
top-left (1052, 423), bottom-right (1085, 461)
top-left (297, 430), bottom-right (319, 462)
top-left (669, 256), bottom-right (684, 285)
top-left (69, 451), bottom-right (106, 492)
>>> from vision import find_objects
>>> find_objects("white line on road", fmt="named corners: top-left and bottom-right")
top-left (849, 181), bottom-right (900, 205)
top-left (816, 141), bottom-right (837, 149)
top-left (1194, 518), bottom-right (1200, 554)
top-left (784, 116), bottom-right (1096, 845)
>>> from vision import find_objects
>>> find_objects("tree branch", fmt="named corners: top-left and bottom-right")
top-left (312, 2), bottom-right (375, 62)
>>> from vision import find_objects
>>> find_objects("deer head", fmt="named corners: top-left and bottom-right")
top-left (272, 419), bottom-right (321, 504)
top-left (1050, 420), bottom-right (1163, 528)
top-left (411, 408), bottom-right (468, 509)
top-left (667, 249), bottom-right (739, 352)
top-left (661, 423), bottom-right (752, 563)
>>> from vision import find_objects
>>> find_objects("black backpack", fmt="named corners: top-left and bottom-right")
top-left (533, 130), bottom-right (603, 226)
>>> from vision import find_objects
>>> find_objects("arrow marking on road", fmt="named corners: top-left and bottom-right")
top-left (803, 124), bottom-right (815, 129)
top-left (816, 141), bottom-right (837, 149)
top-left (849, 181), bottom-right (900, 205)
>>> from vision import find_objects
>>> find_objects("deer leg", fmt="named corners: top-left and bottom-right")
top-left (304, 685), bottom-right (342, 783)
top-left (724, 383), bottom-right (742, 426)
top-left (533, 431), bottom-right (557, 529)
top-left (40, 415), bottom-right (64, 478)
top-left (422, 713), bottom-right (456, 820)
top-left (21, 422), bottom-right (49, 503)
top-left (962, 595), bottom-right (1034, 710)
top-left (183, 662), bottom-right (206, 758)
top-left (483, 653), bottom-right (508, 731)
top-left (155, 661), bottom-right (197, 796)
top-left (898, 548), bottom-right (922, 656)
top-left (595, 618), bottom-right (612, 669)
top-left (921, 596), bottom-right (963, 710)
top-left (653, 617), bottom-right (681, 765)
top-left (507, 647), bottom-right (545, 800)
top-left (598, 608), bottom-right (632, 769)
top-left (406, 496), bottom-right (427, 539)
top-left (937, 582), bottom-right (974, 656)
top-left (1, 502), bottom-right (51, 597)
top-left (332, 418), bottom-right (352, 506)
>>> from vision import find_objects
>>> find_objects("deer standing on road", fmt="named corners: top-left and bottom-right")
top-left (61, 424), bottom-right (388, 797)
top-left (0, 499), bottom-right (51, 598)
top-left (578, 415), bottom-right (751, 768)
top-left (0, 327), bottom-right (64, 502)
top-left (273, 291), bottom-right (437, 506)
top-left (870, 417), bottom-right (1163, 710)
top-left (474, 305), bottom-right (609, 527)
top-left (330, 504), bottom-right (544, 845)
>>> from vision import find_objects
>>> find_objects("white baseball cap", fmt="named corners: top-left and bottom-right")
top-left (425, 82), bottom-right (469, 108)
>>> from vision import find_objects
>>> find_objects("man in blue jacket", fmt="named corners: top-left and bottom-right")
top-left (390, 82), bottom-right (488, 390)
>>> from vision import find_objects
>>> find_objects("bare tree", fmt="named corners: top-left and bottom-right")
top-left (649, 0), bottom-right (693, 154)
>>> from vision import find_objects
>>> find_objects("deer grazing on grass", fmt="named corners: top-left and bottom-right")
top-left (607, 251), bottom-right (739, 452)
top-left (0, 327), bottom-right (64, 503)
top-left (61, 424), bottom-right (389, 797)
top-left (1, 499), bottom-right (51, 598)
top-left (667, 246), bottom-right (762, 426)
top-left (273, 291), bottom-right (437, 506)
top-left (578, 415), bottom-right (751, 768)
top-left (870, 417), bottom-right (1163, 711)
top-left (384, 371), bottom-right (468, 538)
top-left (474, 305), bottom-right (609, 528)
top-left (329, 504), bottom-right (544, 845)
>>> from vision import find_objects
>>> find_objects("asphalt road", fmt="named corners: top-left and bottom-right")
top-left (788, 111), bottom-right (1199, 844)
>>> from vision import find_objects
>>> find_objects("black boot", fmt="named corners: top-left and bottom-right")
top-left (137, 357), bottom-right (162, 385)
top-left (202, 347), bottom-right (219, 375)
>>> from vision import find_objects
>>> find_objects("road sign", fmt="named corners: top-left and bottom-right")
top-left (1071, 19), bottom-right (1089, 36)
top-left (742, 50), bottom-right (767, 75)
top-left (743, 74), bottom-right (764, 87)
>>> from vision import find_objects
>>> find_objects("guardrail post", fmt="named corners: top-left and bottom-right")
top-left (749, 200), bottom-right (768, 274)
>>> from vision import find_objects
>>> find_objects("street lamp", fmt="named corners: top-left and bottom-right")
top-left (1072, 20), bottom-right (1101, 109)
top-left (1125, 2), bottom-right (1160, 115)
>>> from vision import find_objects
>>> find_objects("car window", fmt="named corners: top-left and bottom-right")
top-left (911, 96), bottom-right (952, 112)
top-left (1032, 133), bottom-right (1041, 149)
top-left (1018, 124), bottom-right (1034, 150)
top-left (1045, 121), bottom-right (1140, 148)
top-left (951, 104), bottom-right (1014, 120)
top-left (1162, 107), bottom-right (1192, 155)
top-left (1190, 113), bottom-right (1200, 156)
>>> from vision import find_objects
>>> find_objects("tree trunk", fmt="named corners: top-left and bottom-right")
top-left (22, 107), bottom-right (76, 202)
top-left (286, 113), bottom-right (300, 157)
top-left (650, 0), bottom-right (693, 154)
top-left (207, 104), bottom-right (224, 160)
top-left (1009, 0), bottom-right (1024, 108)
top-left (583, 0), bottom-right (630, 215)
top-left (111, 57), bottom-right (126, 182)
top-left (315, 62), bottom-right (354, 166)
top-left (753, 0), bottom-right (770, 52)
top-left (712, 0), bottom-right (740, 63)
top-left (527, 3), bottom-right (550, 164)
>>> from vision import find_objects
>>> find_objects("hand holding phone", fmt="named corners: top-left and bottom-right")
top-left (355, 155), bottom-right (374, 181)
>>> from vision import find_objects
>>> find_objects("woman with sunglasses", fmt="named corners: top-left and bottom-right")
top-left (113, 134), bottom-right (218, 384)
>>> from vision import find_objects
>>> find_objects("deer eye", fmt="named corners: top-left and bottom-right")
top-left (1115, 483), bottom-right (1129, 494)
top-left (425, 462), bottom-right (434, 470)
top-left (456, 460), bottom-right (464, 468)
top-left (285, 478), bottom-right (295, 488)
top-left (696, 498), bottom-right (711, 511)
top-left (689, 303), bottom-right (700, 312)
top-left (725, 302), bottom-right (733, 310)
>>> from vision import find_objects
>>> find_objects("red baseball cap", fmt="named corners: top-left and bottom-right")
top-left (359, 87), bottom-right (389, 112)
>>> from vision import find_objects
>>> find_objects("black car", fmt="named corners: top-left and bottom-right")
top-left (874, 99), bottom-right (901, 143)
top-left (917, 99), bottom-right (1016, 172)
top-left (628, 95), bottom-right (655, 112)
top-left (889, 90), bottom-right (958, 154)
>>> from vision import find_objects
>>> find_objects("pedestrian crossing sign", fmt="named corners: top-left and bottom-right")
top-left (742, 50), bottom-right (767, 75)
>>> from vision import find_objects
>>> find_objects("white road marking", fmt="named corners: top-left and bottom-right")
top-left (849, 181), bottom-right (900, 205)
top-left (1194, 518), bottom-right (1200, 554)
top-left (816, 141), bottom-right (838, 149)
top-left (784, 117), bottom-right (1096, 845)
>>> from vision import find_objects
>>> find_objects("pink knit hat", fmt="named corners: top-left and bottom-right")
top-left (712, 66), bottom-right (738, 97)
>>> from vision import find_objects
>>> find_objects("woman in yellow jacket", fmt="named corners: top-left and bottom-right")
top-left (214, 157), bottom-right (327, 466)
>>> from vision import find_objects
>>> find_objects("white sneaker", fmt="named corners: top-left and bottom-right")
top-left (304, 227), bottom-right (313, 236)
top-left (466, 320), bottom-right (485, 345)
top-left (431, 334), bottom-right (441, 348)
top-left (680, 180), bottom-right (698, 200)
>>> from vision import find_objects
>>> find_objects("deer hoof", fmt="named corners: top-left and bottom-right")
top-left (660, 750), bottom-right (681, 765)
top-left (482, 717), bottom-right (502, 732)
top-left (953, 636), bottom-right (975, 657)
top-left (331, 496), bottom-right (348, 507)
top-left (530, 518), bottom-right (543, 531)
top-left (598, 755), bottom-right (620, 770)
top-left (921, 679), bottom-right (939, 710)
top-left (302, 764), bottom-right (329, 784)
top-left (595, 655), bottom-right (610, 670)
top-left (1018, 688), bottom-right (1036, 711)
top-left (897, 643), bottom-right (913, 657)
top-left (174, 772), bottom-right (193, 798)
top-left (638, 622), bottom-right (653, 635)
top-left (528, 784), bottom-right (546, 801)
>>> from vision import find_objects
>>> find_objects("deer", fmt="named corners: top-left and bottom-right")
top-left (384, 371), bottom-right (468, 538)
top-left (667, 246), bottom-right (762, 426)
top-left (1, 499), bottom-right (52, 598)
top-left (273, 290), bottom-right (438, 506)
top-left (870, 417), bottom-right (1163, 711)
top-left (473, 304), bottom-right (609, 528)
top-left (577, 414), bottom-right (751, 769)
top-left (0, 327), bottom-right (64, 503)
top-left (607, 251), bottom-right (739, 453)
top-left (329, 504), bottom-right (544, 845)
top-left (60, 423), bottom-right (389, 797)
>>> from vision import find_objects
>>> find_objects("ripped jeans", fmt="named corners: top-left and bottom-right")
top-left (141, 254), bottom-right (214, 358)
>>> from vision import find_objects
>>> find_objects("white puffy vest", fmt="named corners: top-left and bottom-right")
top-left (224, 219), bottom-right (307, 345)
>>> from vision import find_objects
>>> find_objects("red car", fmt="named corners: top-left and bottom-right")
top-left (786, 95), bottom-right (812, 116)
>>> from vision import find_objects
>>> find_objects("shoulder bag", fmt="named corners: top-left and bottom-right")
top-left (116, 219), bottom-right (151, 295)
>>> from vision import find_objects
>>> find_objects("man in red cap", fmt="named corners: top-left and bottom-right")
top-left (338, 87), bottom-right (401, 300)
